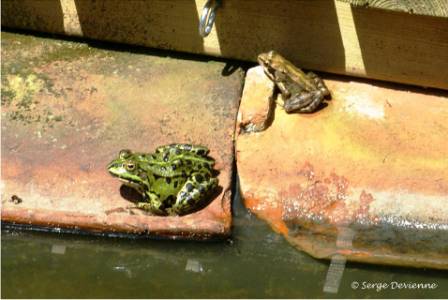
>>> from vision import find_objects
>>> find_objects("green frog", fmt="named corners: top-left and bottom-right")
top-left (258, 50), bottom-right (330, 113)
top-left (107, 143), bottom-right (218, 216)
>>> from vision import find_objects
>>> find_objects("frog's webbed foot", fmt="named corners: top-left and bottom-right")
top-left (170, 172), bottom-right (218, 216)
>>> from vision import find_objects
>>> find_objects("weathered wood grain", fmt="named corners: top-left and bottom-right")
top-left (2, 0), bottom-right (448, 89)
top-left (339, 0), bottom-right (448, 17)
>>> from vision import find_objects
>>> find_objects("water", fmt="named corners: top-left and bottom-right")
top-left (2, 192), bottom-right (447, 298)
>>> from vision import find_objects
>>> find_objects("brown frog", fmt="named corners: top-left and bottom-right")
top-left (258, 50), bottom-right (330, 113)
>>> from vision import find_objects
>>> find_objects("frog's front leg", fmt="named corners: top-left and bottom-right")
top-left (170, 172), bottom-right (218, 215)
top-left (274, 70), bottom-right (291, 98)
top-left (137, 191), bottom-right (166, 215)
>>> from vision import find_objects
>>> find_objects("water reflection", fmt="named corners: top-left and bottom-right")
top-left (2, 193), bottom-right (447, 298)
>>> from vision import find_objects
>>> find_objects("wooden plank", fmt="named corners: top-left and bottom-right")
top-left (338, 0), bottom-right (448, 17)
top-left (2, 0), bottom-right (448, 89)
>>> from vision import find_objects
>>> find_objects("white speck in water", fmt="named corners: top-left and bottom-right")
top-left (51, 244), bottom-right (66, 255)
top-left (113, 266), bottom-right (133, 278)
top-left (185, 259), bottom-right (204, 273)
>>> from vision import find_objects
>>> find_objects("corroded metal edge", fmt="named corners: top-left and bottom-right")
top-left (244, 196), bottom-right (448, 270)
top-left (236, 68), bottom-right (448, 269)
top-left (1, 188), bottom-right (232, 240)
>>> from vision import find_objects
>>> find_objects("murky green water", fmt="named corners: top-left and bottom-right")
top-left (2, 190), bottom-right (447, 299)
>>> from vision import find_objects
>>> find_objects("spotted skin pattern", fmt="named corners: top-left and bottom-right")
top-left (107, 144), bottom-right (218, 216)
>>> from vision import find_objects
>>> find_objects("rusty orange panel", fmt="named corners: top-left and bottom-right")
top-left (1, 32), bottom-right (243, 239)
top-left (236, 67), bottom-right (448, 269)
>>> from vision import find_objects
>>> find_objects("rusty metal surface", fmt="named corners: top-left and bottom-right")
top-left (236, 68), bottom-right (448, 269)
top-left (1, 32), bottom-right (243, 239)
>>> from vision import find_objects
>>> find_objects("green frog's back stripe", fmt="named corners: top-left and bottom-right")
top-left (155, 144), bottom-right (210, 156)
top-left (183, 156), bottom-right (215, 166)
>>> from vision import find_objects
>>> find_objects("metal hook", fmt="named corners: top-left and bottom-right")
top-left (199, 0), bottom-right (221, 37)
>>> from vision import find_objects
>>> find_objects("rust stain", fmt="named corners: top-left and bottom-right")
top-left (237, 71), bottom-right (448, 268)
top-left (297, 162), bottom-right (315, 181)
top-left (1, 32), bottom-right (243, 239)
top-left (337, 249), bottom-right (372, 258)
top-left (244, 195), bottom-right (289, 236)
top-left (284, 162), bottom-right (351, 226)
top-left (357, 190), bottom-right (375, 220)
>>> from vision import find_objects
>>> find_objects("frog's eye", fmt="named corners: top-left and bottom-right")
top-left (125, 162), bottom-right (136, 171)
top-left (119, 149), bottom-right (132, 159)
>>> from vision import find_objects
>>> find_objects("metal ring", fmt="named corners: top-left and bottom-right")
top-left (199, 0), bottom-right (221, 37)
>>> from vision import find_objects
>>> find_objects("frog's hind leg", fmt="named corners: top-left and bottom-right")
top-left (298, 90), bottom-right (327, 113)
top-left (307, 72), bottom-right (330, 96)
top-left (170, 173), bottom-right (218, 215)
top-left (283, 92), bottom-right (317, 113)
